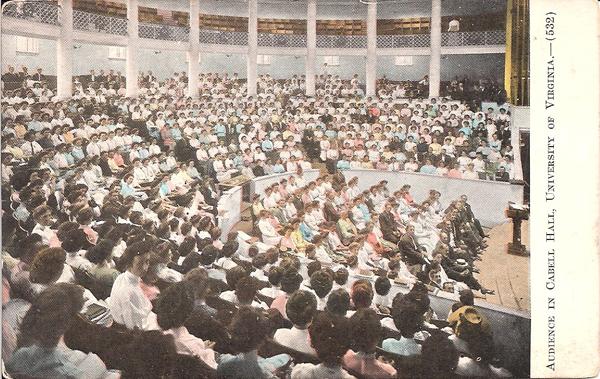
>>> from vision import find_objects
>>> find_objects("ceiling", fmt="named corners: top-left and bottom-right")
top-left (138, 0), bottom-right (507, 19)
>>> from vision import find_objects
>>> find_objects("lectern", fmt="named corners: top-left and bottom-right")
top-left (506, 202), bottom-right (529, 256)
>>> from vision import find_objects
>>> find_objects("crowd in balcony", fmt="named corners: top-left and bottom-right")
top-left (1, 64), bottom-right (520, 378)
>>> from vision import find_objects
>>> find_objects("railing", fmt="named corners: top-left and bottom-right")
top-left (377, 30), bottom-right (505, 48)
top-left (73, 9), bottom-right (127, 36)
top-left (377, 34), bottom-right (431, 48)
top-left (441, 30), bottom-right (506, 46)
top-left (316, 35), bottom-right (367, 49)
top-left (2, 7), bottom-right (506, 49)
top-left (2, 1), bottom-right (61, 25)
top-left (139, 22), bottom-right (189, 42)
top-left (199, 30), bottom-right (248, 46)
top-left (257, 33), bottom-right (306, 48)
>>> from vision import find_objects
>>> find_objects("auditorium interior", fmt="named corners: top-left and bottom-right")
top-left (1, 0), bottom-right (531, 378)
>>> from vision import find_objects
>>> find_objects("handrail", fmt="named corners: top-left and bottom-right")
top-left (72, 9), bottom-right (128, 36)
top-left (2, 1), bottom-right (61, 26)
top-left (139, 22), bottom-right (189, 42)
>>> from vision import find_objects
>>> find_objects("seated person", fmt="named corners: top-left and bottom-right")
top-left (7, 283), bottom-right (117, 379)
top-left (233, 276), bottom-right (268, 310)
top-left (270, 267), bottom-right (303, 319)
top-left (273, 290), bottom-right (318, 356)
top-left (325, 288), bottom-right (352, 317)
top-left (155, 282), bottom-right (218, 369)
top-left (217, 306), bottom-right (291, 379)
top-left (220, 266), bottom-right (248, 302)
top-left (107, 241), bottom-right (159, 330)
top-left (447, 305), bottom-right (511, 376)
top-left (291, 312), bottom-right (355, 379)
top-left (419, 333), bottom-right (460, 378)
top-left (310, 269), bottom-right (334, 310)
top-left (373, 275), bottom-right (392, 312)
top-left (183, 268), bottom-right (231, 351)
top-left (259, 266), bottom-right (285, 299)
top-left (381, 295), bottom-right (423, 356)
top-left (343, 309), bottom-right (397, 378)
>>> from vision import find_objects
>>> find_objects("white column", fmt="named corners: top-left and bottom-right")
top-left (365, 1), bottom-right (377, 97)
top-left (247, 0), bottom-right (258, 97)
top-left (56, 0), bottom-right (73, 99)
top-left (126, 0), bottom-right (139, 98)
top-left (305, 0), bottom-right (317, 97)
top-left (428, 0), bottom-right (441, 98)
top-left (188, 0), bottom-right (200, 98)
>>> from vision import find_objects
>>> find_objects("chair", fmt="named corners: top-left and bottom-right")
top-left (172, 354), bottom-right (217, 379)
top-left (206, 296), bottom-right (239, 325)
top-left (259, 338), bottom-right (320, 365)
top-left (375, 347), bottom-right (422, 378)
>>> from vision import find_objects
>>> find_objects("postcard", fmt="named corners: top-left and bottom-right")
top-left (0, 0), bottom-right (598, 378)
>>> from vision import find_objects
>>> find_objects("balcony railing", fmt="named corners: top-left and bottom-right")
top-left (258, 33), bottom-right (306, 48)
top-left (2, 7), bottom-right (506, 49)
top-left (441, 30), bottom-right (506, 46)
top-left (316, 35), bottom-right (367, 49)
top-left (73, 9), bottom-right (127, 36)
top-left (2, 1), bottom-right (61, 25)
top-left (377, 34), bottom-right (431, 48)
top-left (139, 22), bottom-right (189, 42)
top-left (199, 30), bottom-right (248, 46)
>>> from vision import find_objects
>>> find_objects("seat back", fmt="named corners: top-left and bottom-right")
top-left (172, 354), bottom-right (217, 379)
top-left (259, 338), bottom-right (320, 365)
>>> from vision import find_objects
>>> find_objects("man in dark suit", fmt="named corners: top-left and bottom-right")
top-left (143, 70), bottom-right (156, 84)
top-left (398, 225), bottom-right (429, 274)
top-left (31, 67), bottom-right (45, 82)
top-left (18, 66), bottom-right (30, 81)
top-left (379, 202), bottom-right (402, 244)
top-left (459, 195), bottom-right (487, 238)
top-left (252, 161), bottom-right (266, 177)
top-left (97, 69), bottom-right (106, 84)
top-left (2, 66), bottom-right (18, 83)
top-left (494, 167), bottom-right (510, 183)
top-left (320, 108), bottom-right (333, 124)
top-left (323, 191), bottom-right (339, 222)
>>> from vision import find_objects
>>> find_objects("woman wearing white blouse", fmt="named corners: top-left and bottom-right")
top-left (107, 241), bottom-right (159, 331)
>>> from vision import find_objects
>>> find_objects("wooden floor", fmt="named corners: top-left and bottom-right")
top-left (474, 221), bottom-right (530, 312)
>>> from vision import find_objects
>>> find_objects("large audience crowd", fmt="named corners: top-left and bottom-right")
top-left (1, 65), bottom-right (518, 378)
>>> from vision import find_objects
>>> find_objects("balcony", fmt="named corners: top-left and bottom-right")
top-left (258, 33), bottom-right (306, 48)
top-left (2, 1), bottom-right (61, 26)
top-left (73, 10), bottom-right (128, 36)
top-left (139, 22), bottom-right (189, 42)
top-left (316, 35), bottom-right (367, 49)
top-left (441, 30), bottom-right (506, 46)
top-left (377, 34), bottom-right (430, 48)
top-left (199, 30), bottom-right (248, 46)
top-left (377, 30), bottom-right (505, 48)
top-left (2, 6), bottom-right (505, 50)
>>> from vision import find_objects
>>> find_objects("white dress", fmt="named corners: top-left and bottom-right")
top-left (107, 271), bottom-right (159, 330)
top-left (258, 219), bottom-right (282, 246)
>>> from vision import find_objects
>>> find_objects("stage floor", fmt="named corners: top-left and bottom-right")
top-left (474, 221), bottom-right (530, 312)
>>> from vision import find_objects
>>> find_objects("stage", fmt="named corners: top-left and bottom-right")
top-left (475, 220), bottom-right (530, 312)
